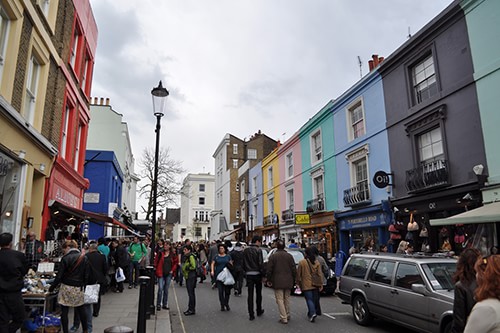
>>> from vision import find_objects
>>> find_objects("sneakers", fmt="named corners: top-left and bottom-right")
top-left (162, 305), bottom-right (169, 310)
top-left (128, 285), bottom-right (133, 289)
top-left (157, 305), bottom-right (161, 311)
top-left (309, 314), bottom-right (317, 322)
top-left (69, 326), bottom-right (79, 333)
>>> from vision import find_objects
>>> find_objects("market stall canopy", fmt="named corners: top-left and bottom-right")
top-left (430, 201), bottom-right (500, 226)
top-left (218, 228), bottom-right (241, 239)
top-left (48, 200), bottom-right (142, 236)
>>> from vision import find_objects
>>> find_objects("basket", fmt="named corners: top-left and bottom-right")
top-left (36, 326), bottom-right (60, 333)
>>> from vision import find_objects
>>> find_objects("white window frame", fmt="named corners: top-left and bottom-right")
top-left (0, 5), bottom-right (10, 78)
top-left (412, 54), bottom-right (437, 104)
top-left (70, 29), bottom-right (80, 69)
top-left (74, 123), bottom-right (82, 170)
top-left (232, 159), bottom-right (238, 169)
top-left (233, 143), bottom-right (238, 155)
top-left (252, 176), bottom-right (257, 196)
top-left (199, 197), bottom-right (205, 205)
top-left (310, 129), bottom-right (322, 164)
top-left (199, 184), bottom-right (205, 192)
top-left (268, 194), bottom-right (274, 216)
top-left (286, 186), bottom-right (294, 209)
top-left (268, 166), bottom-right (273, 188)
top-left (417, 126), bottom-right (444, 164)
top-left (346, 97), bottom-right (366, 141)
top-left (346, 145), bottom-right (370, 188)
top-left (81, 54), bottom-right (89, 93)
top-left (286, 152), bottom-right (293, 179)
top-left (313, 174), bottom-right (324, 199)
top-left (61, 105), bottom-right (71, 159)
top-left (240, 180), bottom-right (245, 200)
top-left (24, 54), bottom-right (40, 125)
top-left (248, 148), bottom-right (257, 159)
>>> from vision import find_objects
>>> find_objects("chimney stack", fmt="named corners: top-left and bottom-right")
top-left (368, 54), bottom-right (384, 72)
top-left (105, 98), bottom-right (110, 105)
top-left (100, 97), bottom-right (104, 105)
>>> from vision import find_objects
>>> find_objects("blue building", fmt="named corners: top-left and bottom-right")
top-left (332, 58), bottom-right (393, 253)
top-left (83, 150), bottom-right (124, 240)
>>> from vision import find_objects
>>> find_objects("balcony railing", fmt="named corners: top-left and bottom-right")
top-left (343, 180), bottom-right (371, 207)
top-left (263, 215), bottom-right (273, 226)
top-left (306, 195), bottom-right (325, 213)
top-left (281, 206), bottom-right (294, 224)
top-left (406, 159), bottom-right (449, 193)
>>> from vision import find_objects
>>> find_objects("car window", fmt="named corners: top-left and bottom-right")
top-left (395, 263), bottom-right (424, 290)
top-left (368, 260), bottom-right (395, 285)
top-left (422, 262), bottom-right (456, 290)
top-left (344, 257), bottom-right (371, 279)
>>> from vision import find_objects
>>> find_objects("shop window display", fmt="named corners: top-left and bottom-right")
top-left (0, 152), bottom-right (22, 237)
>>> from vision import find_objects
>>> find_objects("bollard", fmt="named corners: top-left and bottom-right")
top-left (146, 265), bottom-right (156, 317)
top-left (104, 326), bottom-right (133, 333)
top-left (137, 276), bottom-right (150, 333)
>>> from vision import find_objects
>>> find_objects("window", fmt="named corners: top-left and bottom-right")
top-left (252, 176), bottom-right (257, 196)
top-left (268, 196), bottom-right (274, 215)
top-left (61, 104), bottom-right (72, 159)
top-left (311, 130), bottom-right (322, 163)
top-left (395, 263), bottom-right (424, 290)
top-left (74, 123), bottom-right (83, 170)
top-left (233, 143), bottom-right (238, 155)
top-left (236, 183), bottom-right (240, 192)
top-left (286, 152), bottom-right (293, 178)
top-left (286, 188), bottom-right (294, 209)
top-left (348, 99), bottom-right (365, 140)
top-left (0, 5), bottom-right (10, 77)
top-left (248, 148), bottom-right (257, 159)
top-left (369, 260), bottom-right (395, 285)
top-left (232, 159), bottom-right (238, 169)
top-left (354, 157), bottom-right (368, 189)
top-left (80, 52), bottom-right (90, 95)
top-left (313, 174), bottom-right (324, 199)
top-left (268, 167), bottom-right (273, 187)
top-left (199, 184), bottom-right (205, 192)
top-left (240, 180), bottom-right (245, 200)
top-left (199, 197), bottom-right (205, 205)
top-left (412, 54), bottom-right (438, 104)
top-left (24, 55), bottom-right (40, 125)
top-left (195, 227), bottom-right (202, 237)
top-left (418, 127), bottom-right (443, 163)
top-left (70, 28), bottom-right (80, 69)
top-left (181, 228), bottom-right (186, 237)
top-left (344, 258), bottom-right (370, 279)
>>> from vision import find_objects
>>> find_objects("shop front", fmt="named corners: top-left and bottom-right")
top-left (300, 211), bottom-right (336, 259)
top-left (336, 202), bottom-right (392, 254)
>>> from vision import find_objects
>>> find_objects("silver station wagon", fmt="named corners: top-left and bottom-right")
top-left (338, 253), bottom-right (457, 333)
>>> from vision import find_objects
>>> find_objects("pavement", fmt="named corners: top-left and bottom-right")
top-left (90, 285), bottom-right (171, 333)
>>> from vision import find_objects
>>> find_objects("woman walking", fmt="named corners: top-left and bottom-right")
top-left (452, 248), bottom-right (481, 333)
top-left (154, 241), bottom-right (175, 310)
top-left (211, 243), bottom-right (233, 311)
top-left (49, 240), bottom-right (89, 333)
top-left (297, 246), bottom-right (323, 322)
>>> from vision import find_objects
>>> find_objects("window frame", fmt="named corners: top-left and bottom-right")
top-left (406, 46), bottom-right (441, 107)
top-left (248, 148), bottom-right (257, 159)
top-left (286, 152), bottom-right (293, 179)
top-left (310, 129), bottom-right (322, 164)
top-left (23, 54), bottom-right (40, 125)
top-left (198, 197), bottom-right (205, 205)
top-left (233, 143), bottom-right (238, 155)
top-left (199, 184), bottom-right (205, 192)
top-left (346, 97), bottom-right (366, 141)
top-left (268, 166), bottom-right (273, 188)
top-left (286, 186), bottom-right (294, 209)
top-left (0, 4), bottom-right (10, 77)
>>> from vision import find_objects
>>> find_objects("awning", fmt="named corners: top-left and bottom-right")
top-left (430, 202), bottom-right (500, 226)
top-left (302, 221), bottom-right (335, 229)
top-left (49, 200), bottom-right (142, 236)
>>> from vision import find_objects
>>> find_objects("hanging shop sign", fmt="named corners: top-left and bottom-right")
top-left (295, 213), bottom-right (310, 225)
top-left (373, 170), bottom-right (393, 188)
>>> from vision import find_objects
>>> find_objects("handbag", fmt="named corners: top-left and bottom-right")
top-left (419, 226), bottom-right (429, 238)
top-left (115, 267), bottom-right (126, 282)
top-left (390, 232), bottom-right (402, 240)
top-left (294, 285), bottom-right (302, 295)
top-left (307, 259), bottom-right (323, 288)
top-left (388, 224), bottom-right (399, 233)
top-left (84, 284), bottom-right (100, 304)
top-left (407, 213), bottom-right (419, 231)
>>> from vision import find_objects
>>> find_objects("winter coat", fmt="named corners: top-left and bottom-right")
top-left (266, 249), bottom-right (296, 290)
top-left (53, 248), bottom-right (89, 288)
top-left (297, 258), bottom-right (321, 292)
top-left (0, 248), bottom-right (28, 292)
top-left (243, 245), bottom-right (264, 275)
top-left (452, 280), bottom-right (477, 333)
top-left (86, 251), bottom-right (108, 285)
top-left (154, 250), bottom-right (174, 277)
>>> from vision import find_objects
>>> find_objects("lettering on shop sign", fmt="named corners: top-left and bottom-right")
top-left (84, 192), bottom-right (100, 203)
top-left (55, 187), bottom-right (79, 208)
top-left (429, 202), bottom-right (437, 209)
top-left (346, 215), bottom-right (378, 224)
top-left (295, 214), bottom-right (310, 225)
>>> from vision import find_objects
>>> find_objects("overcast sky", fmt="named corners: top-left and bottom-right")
top-left (88, 0), bottom-right (453, 211)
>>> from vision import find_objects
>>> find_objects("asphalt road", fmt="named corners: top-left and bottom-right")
top-left (169, 280), bottom-right (418, 333)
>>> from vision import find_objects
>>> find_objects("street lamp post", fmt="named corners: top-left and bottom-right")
top-left (149, 81), bottom-right (169, 315)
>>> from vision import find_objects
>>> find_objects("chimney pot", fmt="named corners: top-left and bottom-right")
top-left (106, 98), bottom-right (110, 105)
top-left (100, 97), bottom-right (104, 105)
top-left (368, 60), bottom-right (374, 71)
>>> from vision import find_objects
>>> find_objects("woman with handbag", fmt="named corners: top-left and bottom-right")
top-left (49, 240), bottom-right (89, 333)
top-left (211, 243), bottom-right (233, 311)
top-left (297, 246), bottom-right (323, 323)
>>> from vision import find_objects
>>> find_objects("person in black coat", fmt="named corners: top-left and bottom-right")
top-left (0, 232), bottom-right (29, 333)
top-left (113, 239), bottom-right (130, 293)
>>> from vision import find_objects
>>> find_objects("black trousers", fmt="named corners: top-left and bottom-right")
top-left (0, 292), bottom-right (25, 333)
top-left (185, 272), bottom-right (196, 312)
top-left (216, 281), bottom-right (231, 307)
top-left (233, 269), bottom-right (244, 294)
top-left (246, 274), bottom-right (263, 316)
top-left (61, 305), bottom-right (87, 333)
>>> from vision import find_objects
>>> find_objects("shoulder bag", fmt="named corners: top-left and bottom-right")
top-left (307, 259), bottom-right (323, 288)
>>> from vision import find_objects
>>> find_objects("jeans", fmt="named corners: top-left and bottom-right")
top-left (233, 268), bottom-right (244, 294)
top-left (185, 272), bottom-right (196, 312)
top-left (129, 261), bottom-right (140, 287)
top-left (303, 289), bottom-right (320, 318)
top-left (157, 274), bottom-right (172, 307)
top-left (72, 304), bottom-right (92, 333)
top-left (246, 274), bottom-right (263, 316)
top-left (216, 281), bottom-right (231, 307)
top-left (0, 292), bottom-right (25, 333)
top-left (177, 264), bottom-right (184, 285)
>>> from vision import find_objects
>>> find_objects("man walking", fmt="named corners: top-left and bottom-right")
top-left (182, 245), bottom-right (197, 316)
top-left (229, 242), bottom-right (244, 296)
top-left (243, 236), bottom-right (265, 320)
top-left (266, 240), bottom-right (296, 324)
top-left (0, 232), bottom-right (29, 333)
top-left (128, 236), bottom-right (146, 289)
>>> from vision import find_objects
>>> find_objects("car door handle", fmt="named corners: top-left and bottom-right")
top-left (390, 289), bottom-right (399, 295)
top-left (363, 283), bottom-right (370, 288)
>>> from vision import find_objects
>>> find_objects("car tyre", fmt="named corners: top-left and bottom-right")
top-left (352, 295), bottom-right (372, 326)
top-left (442, 321), bottom-right (452, 333)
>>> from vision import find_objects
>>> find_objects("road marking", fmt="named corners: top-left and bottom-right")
top-left (173, 284), bottom-right (187, 333)
top-left (323, 312), bottom-right (351, 320)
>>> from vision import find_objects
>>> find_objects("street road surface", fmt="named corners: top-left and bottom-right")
top-left (169, 280), bottom-right (419, 333)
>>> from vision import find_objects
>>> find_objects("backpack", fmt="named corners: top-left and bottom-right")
top-left (191, 253), bottom-right (204, 278)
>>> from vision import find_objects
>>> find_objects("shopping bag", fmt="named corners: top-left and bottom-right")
top-left (294, 285), bottom-right (302, 295)
top-left (216, 267), bottom-right (235, 286)
top-left (115, 267), bottom-right (126, 282)
top-left (84, 284), bottom-right (100, 304)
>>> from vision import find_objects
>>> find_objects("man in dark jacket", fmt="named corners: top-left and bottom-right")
top-left (87, 242), bottom-right (108, 316)
top-left (266, 240), bottom-right (297, 324)
top-left (0, 232), bottom-right (29, 333)
top-left (229, 242), bottom-right (245, 296)
top-left (243, 236), bottom-right (265, 320)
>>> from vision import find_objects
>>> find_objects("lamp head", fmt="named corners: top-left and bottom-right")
top-left (473, 164), bottom-right (484, 176)
top-left (151, 80), bottom-right (169, 117)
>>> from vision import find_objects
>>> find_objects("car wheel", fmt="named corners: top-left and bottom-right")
top-left (352, 295), bottom-right (372, 326)
top-left (442, 321), bottom-right (452, 333)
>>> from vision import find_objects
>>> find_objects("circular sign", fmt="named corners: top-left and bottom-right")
top-left (373, 171), bottom-right (390, 188)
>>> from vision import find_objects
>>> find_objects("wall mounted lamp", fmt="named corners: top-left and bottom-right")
top-left (38, 163), bottom-right (46, 172)
top-left (13, 150), bottom-right (26, 159)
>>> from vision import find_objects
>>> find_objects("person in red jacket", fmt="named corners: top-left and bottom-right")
top-left (154, 241), bottom-right (176, 310)
top-left (171, 247), bottom-right (179, 282)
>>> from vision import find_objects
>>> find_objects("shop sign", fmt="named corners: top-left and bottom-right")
top-left (84, 192), bottom-right (100, 203)
top-left (295, 214), bottom-right (310, 225)
top-left (55, 186), bottom-right (80, 208)
top-left (340, 212), bottom-right (386, 230)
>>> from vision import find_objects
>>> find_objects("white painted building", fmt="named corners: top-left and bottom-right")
top-left (87, 98), bottom-right (140, 233)
top-left (173, 173), bottom-right (215, 242)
